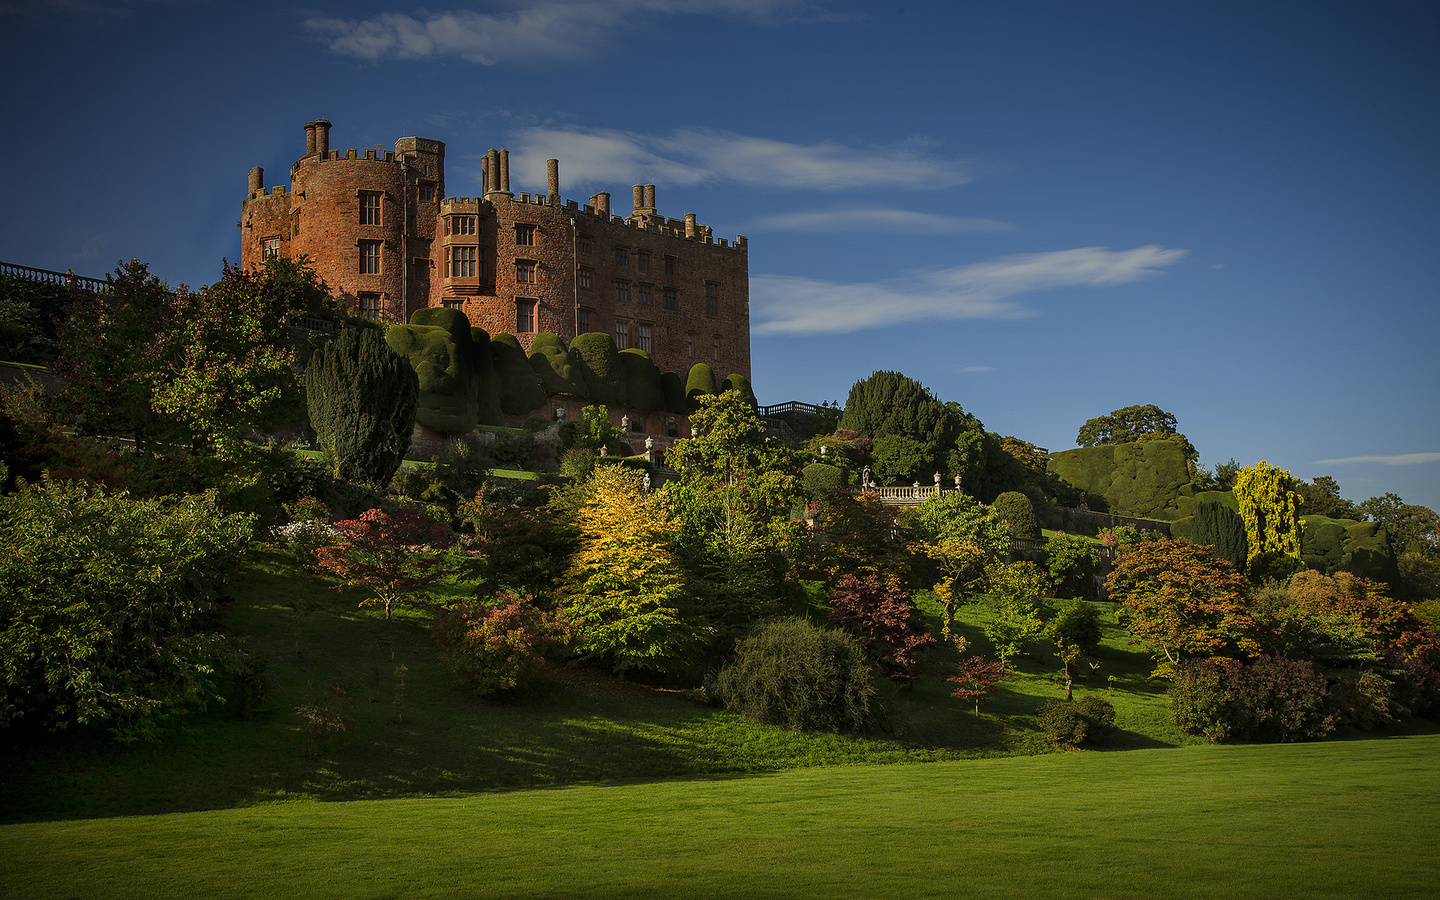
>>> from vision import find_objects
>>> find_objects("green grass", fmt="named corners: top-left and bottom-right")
top-left (3, 736), bottom-right (1438, 899)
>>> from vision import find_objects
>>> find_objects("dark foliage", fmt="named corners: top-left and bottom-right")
top-left (710, 618), bottom-right (875, 732)
top-left (1036, 695), bottom-right (1116, 748)
top-left (1194, 499), bottom-right (1248, 571)
top-left (306, 326), bottom-right (418, 487)
top-left (827, 573), bottom-right (937, 683)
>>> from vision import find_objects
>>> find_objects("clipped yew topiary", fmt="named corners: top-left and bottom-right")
top-left (993, 491), bottom-right (1040, 539)
top-left (490, 333), bottom-right (548, 416)
top-left (1299, 515), bottom-right (1398, 582)
top-left (619, 348), bottom-right (666, 412)
top-left (722, 373), bottom-right (758, 407)
top-left (710, 618), bottom-right (874, 732)
top-left (684, 362), bottom-right (718, 412)
top-left (568, 332), bottom-right (626, 405)
top-left (306, 326), bottom-right (418, 486)
top-left (1048, 440), bottom-right (1194, 519)
top-left (527, 332), bottom-right (583, 395)
top-left (660, 370), bottom-right (687, 415)
top-left (384, 308), bottom-right (501, 433)
top-left (803, 462), bottom-right (846, 495)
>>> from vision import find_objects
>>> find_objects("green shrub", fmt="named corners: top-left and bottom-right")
top-left (306, 326), bottom-right (418, 487)
top-left (684, 362), bottom-right (718, 412)
top-left (527, 332), bottom-right (583, 395)
top-left (618, 349), bottom-right (666, 412)
top-left (560, 447), bottom-right (598, 480)
top-left (1044, 533), bottom-right (1102, 598)
top-left (0, 477), bottom-right (254, 741)
top-left (710, 618), bottom-right (875, 732)
top-left (660, 370), bottom-right (688, 414)
top-left (568, 333), bottom-right (626, 405)
top-left (1036, 695), bottom-right (1116, 748)
top-left (802, 462), bottom-right (846, 494)
top-left (903, 491), bottom-right (1010, 554)
top-left (1171, 657), bottom-right (1337, 744)
top-left (1194, 500), bottom-right (1248, 571)
top-left (489, 333), bottom-right (548, 415)
top-left (431, 593), bottom-right (576, 697)
top-left (721, 373), bottom-right (757, 407)
top-left (993, 491), bottom-right (1040, 539)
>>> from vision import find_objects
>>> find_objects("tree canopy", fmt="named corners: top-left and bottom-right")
top-left (1075, 404), bottom-right (1198, 468)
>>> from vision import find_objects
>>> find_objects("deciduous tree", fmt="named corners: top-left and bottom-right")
top-left (1233, 461), bottom-right (1303, 572)
top-left (312, 507), bottom-right (452, 620)
top-left (827, 573), bottom-right (937, 683)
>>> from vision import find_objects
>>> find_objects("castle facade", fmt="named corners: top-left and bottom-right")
top-left (240, 119), bottom-right (751, 381)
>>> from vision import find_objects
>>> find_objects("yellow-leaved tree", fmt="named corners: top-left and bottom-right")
top-left (558, 465), bottom-right (710, 676)
top-left (1233, 461), bottom-right (1302, 573)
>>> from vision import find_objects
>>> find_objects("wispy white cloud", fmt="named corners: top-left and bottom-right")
top-left (960, 365), bottom-right (996, 373)
top-left (751, 245), bottom-right (1188, 336)
top-left (1314, 453), bottom-right (1440, 466)
top-left (753, 207), bottom-right (1015, 234)
top-left (509, 126), bottom-right (973, 191)
top-left (306, 1), bottom-right (859, 65)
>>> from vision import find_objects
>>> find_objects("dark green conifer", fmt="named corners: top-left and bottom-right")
top-left (1194, 500), bottom-right (1248, 572)
top-left (306, 326), bottom-right (418, 487)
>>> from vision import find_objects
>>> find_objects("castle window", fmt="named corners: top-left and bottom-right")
top-left (705, 282), bottom-right (719, 316)
top-left (713, 336), bottom-right (721, 361)
top-left (442, 297), bottom-right (464, 310)
top-left (516, 299), bottom-right (536, 333)
top-left (578, 266), bottom-right (592, 290)
top-left (516, 259), bottom-right (537, 283)
top-left (578, 233), bottom-right (592, 255)
top-left (261, 237), bottom-right (280, 259)
top-left (663, 287), bottom-right (677, 310)
top-left (637, 323), bottom-right (651, 353)
top-left (360, 191), bottom-right (383, 226)
top-left (664, 255), bottom-right (676, 276)
top-left (578, 308), bottom-right (592, 333)
top-left (636, 284), bottom-right (652, 306)
top-left (614, 321), bottom-right (629, 350)
top-left (419, 183), bottom-right (435, 202)
top-left (447, 246), bottom-right (477, 278)
top-left (614, 247), bottom-right (628, 267)
top-left (515, 223), bottom-right (537, 246)
top-left (448, 215), bottom-right (476, 236)
top-left (359, 240), bottom-right (382, 274)
top-left (614, 280), bottom-right (629, 303)
top-left (358, 292), bottom-right (382, 319)
top-left (686, 333), bottom-right (694, 359)
top-left (637, 251), bottom-right (650, 273)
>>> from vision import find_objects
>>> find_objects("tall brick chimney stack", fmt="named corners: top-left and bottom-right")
top-left (499, 149), bottom-right (510, 193)
top-left (547, 158), bottom-right (560, 204)
top-left (631, 185), bottom-right (645, 215)
top-left (486, 149), bottom-right (500, 193)
top-left (644, 184), bottom-right (656, 212)
top-left (594, 192), bottom-right (610, 216)
top-left (313, 119), bottom-right (331, 157)
top-left (304, 122), bottom-right (316, 156)
top-left (248, 167), bottom-right (263, 196)
top-left (685, 213), bottom-right (697, 238)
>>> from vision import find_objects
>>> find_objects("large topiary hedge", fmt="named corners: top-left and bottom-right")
top-left (527, 332), bottom-right (583, 395)
top-left (1048, 440), bottom-right (1194, 519)
top-left (568, 332), bottom-right (627, 406)
top-left (619, 349), bottom-right (666, 412)
top-left (993, 491), bottom-right (1040, 539)
top-left (385, 308), bottom-right (502, 433)
top-left (684, 362), bottom-right (718, 412)
top-left (490, 333), bottom-right (548, 416)
top-left (1300, 515), bottom-right (1398, 582)
top-left (722, 373), bottom-right (758, 407)
top-left (660, 370), bottom-right (687, 415)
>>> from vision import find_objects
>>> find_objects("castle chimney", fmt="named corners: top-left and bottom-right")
top-left (481, 156), bottom-right (489, 192)
top-left (248, 167), bottom-right (264, 197)
top-left (499, 149), bottom-right (510, 193)
top-left (644, 184), bottom-right (656, 212)
top-left (595, 191), bottom-right (610, 216)
top-left (486, 149), bottom-right (500, 194)
top-left (304, 122), bottom-right (316, 157)
top-left (685, 213), bottom-right (697, 238)
top-left (547, 158), bottom-right (559, 204)
top-left (313, 119), bottom-right (331, 157)
top-left (632, 185), bottom-right (645, 215)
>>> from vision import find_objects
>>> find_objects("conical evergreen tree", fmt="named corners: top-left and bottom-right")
top-left (306, 326), bottom-right (419, 487)
top-left (1194, 500), bottom-right (1248, 572)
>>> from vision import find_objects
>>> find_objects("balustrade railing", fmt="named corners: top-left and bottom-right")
top-left (1, 260), bottom-right (112, 295)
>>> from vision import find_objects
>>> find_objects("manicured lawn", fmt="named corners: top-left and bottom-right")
top-left (3, 735), bottom-right (1438, 899)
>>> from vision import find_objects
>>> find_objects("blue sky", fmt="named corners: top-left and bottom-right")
top-left (2, 0), bottom-right (1437, 510)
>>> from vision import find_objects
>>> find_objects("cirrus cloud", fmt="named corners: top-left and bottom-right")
top-left (1314, 453), bottom-right (1440, 467)
top-left (751, 245), bottom-right (1188, 336)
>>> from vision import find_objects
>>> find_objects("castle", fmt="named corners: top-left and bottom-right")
top-left (240, 119), bottom-right (751, 383)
